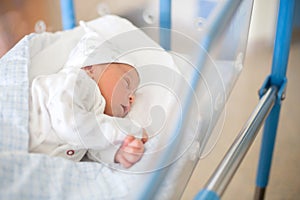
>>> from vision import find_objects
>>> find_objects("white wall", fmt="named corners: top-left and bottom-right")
top-left (247, 0), bottom-right (279, 49)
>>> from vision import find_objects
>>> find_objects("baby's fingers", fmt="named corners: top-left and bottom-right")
top-left (122, 147), bottom-right (143, 163)
top-left (122, 135), bottom-right (135, 147)
top-left (123, 144), bottom-right (144, 155)
top-left (117, 154), bottom-right (133, 168)
top-left (127, 139), bottom-right (144, 150)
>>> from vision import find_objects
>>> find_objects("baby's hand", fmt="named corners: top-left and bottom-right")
top-left (115, 130), bottom-right (148, 168)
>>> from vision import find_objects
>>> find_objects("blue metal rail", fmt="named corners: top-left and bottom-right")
top-left (60, 0), bottom-right (76, 30)
top-left (159, 0), bottom-right (172, 50)
top-left (255, 0), bottom-right (295, 199)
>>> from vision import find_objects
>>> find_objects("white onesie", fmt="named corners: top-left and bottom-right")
top-left (29, 67), bottom-right (141, 164)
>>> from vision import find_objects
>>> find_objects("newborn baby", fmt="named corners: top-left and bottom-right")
top-left (29, 22), bottom-right (148, 168)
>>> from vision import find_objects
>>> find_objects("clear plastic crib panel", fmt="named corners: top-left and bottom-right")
top-left (123, 1), bottom-right (254, 199)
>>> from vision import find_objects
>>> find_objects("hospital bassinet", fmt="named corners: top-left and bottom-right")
top-left (1, 0), bottom-right (294, 199)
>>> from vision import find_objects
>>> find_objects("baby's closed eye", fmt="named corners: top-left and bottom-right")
top-left (124, 77), bottom-right (130, 89)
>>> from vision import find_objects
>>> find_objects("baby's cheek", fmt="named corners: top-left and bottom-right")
top-left (103, 105), bottom-right (113, 117)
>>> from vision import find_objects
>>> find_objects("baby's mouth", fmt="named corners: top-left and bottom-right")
top-left (121, 105), bottom-right (130, 116)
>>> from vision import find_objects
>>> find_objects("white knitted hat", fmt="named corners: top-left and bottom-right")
top-left (64, 19), bottom-right (178, 77)
top-left (64, 21), bottom-right (134, 68)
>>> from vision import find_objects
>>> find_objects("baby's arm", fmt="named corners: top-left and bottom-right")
top-left (115, 130), bottom-right (148, 168)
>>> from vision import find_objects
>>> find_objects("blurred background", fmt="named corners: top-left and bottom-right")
top-left (0, 0), bottom-right (299, 199)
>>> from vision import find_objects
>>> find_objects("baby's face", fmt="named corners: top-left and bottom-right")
top-left (97, 63), bottom-right (139, 117)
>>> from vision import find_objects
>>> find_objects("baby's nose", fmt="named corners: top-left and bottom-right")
top-left (129, 94), bottom-right (135, 105)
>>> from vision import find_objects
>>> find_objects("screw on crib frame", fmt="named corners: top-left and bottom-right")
top-left (195, 0), bottom-right (295, 199)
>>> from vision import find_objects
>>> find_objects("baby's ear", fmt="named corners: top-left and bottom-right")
top-left (82, 65), bottom-right (93, 71)
top-left (82, 65), bottom-right (94, 79)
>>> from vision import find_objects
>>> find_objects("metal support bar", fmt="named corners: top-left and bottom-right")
top-left (255, 0), bottom-right (295, 199)
top-left (159, 0), bottom-right (171, 50)
top-left (60, 0), bottom-right (76, 30)
top-left (195, 86), bottom-right (277, 199)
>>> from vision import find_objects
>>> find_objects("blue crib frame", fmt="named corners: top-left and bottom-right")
top-left (60, 0), bottom-right (295, 199)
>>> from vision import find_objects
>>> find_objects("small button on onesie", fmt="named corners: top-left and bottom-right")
top-left (66, 150), bottom-right (75, 156)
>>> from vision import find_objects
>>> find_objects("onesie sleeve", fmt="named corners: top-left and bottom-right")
top-left (78, 113), bottom-right (144, 164)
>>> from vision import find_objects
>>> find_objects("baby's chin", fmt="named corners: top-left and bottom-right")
top-left (111, 110), bottom-right (127, 118)
top-left (105, 106), bottom-right (127, 118)
top-left (115, 112), bottom-right (127, 118)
